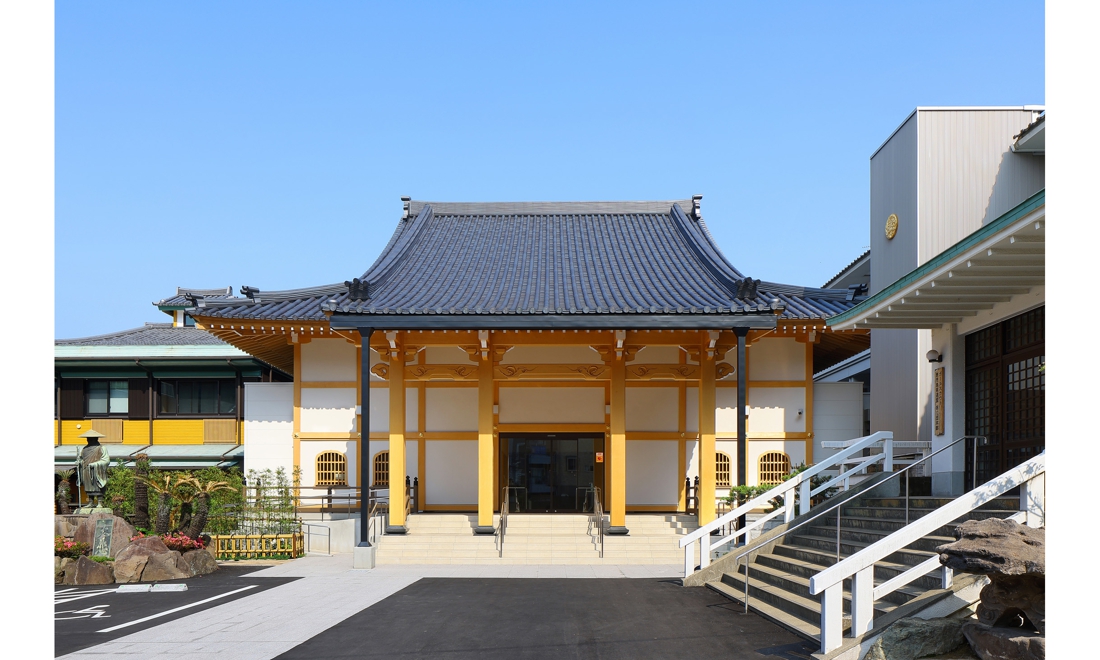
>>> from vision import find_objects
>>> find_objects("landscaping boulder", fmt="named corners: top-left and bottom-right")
top-left (861, 617), bottom-right (967, 660)
top-left (937, 519), bottom-right (1044, 577)
top-left (962, 622), bottom-right (1045, 660)
top-left (55, 516), bottom-right (78, 538)
top-left (112, 555), bottom-right (148, 584)
top-left (937, 519), bottom-right (1045, 634)
top-left (114, 535), bottom-right (170, 563)
top-left (73, 513), bottom-right (135, 558)
top-left (55, 557), bottom-right (73, 584)
top-left (177, 548), bottom-right (219, 577)
top-left (140, 550), bottom-right (188, 582)
top-left (62, 556), bottom-right (114, 585)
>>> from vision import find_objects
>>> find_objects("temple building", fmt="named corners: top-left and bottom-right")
top-left (155, 197), bottom-right (868, 532)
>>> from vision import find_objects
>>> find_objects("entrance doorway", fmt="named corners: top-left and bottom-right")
top-left (502, 434), bottom-right (604, 513)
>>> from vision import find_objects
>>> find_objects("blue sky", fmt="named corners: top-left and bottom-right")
top-left (55, 1), bottom-right (1045, 339)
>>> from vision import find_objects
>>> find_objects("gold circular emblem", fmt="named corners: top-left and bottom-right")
top-left (885, 213), bottom-right (898, 240)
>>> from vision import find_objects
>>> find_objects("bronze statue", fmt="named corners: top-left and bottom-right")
top-left (76, 430), bottom-right (111, 509)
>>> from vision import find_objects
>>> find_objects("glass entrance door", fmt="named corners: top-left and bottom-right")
top-left (504, 435), bottom-right (602, 512)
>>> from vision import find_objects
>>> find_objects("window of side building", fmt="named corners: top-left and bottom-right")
top-left (86, 380), bottom-right (129, 416)
top-left (158, 379), bottom-right (237, 416)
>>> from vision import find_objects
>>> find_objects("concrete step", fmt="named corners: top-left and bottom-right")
top-left (718, 567), bottom-right (897, 627)
top-left (783, 533), bottom-right (938, 568)
top-left (706, 579), bottom-right (822, 641)
top-left (802, 524), bottom-right (955, 554)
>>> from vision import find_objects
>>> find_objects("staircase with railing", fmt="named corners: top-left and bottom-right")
top-left (679, 434), bottom-right (1045, 657)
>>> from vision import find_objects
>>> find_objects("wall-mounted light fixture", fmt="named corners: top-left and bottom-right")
top-left (926, 350), bottom-right (943, 363)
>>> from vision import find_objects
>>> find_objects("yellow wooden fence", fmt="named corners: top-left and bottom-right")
top-left (208, 532), bottom-right (303, 559)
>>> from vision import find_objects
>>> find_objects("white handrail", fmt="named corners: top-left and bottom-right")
top-left (809, 453), bottom-right (1045, 654)
top-left (678, 431), bottom-right (893, 577)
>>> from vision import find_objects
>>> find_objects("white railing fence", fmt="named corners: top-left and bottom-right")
top-left (679, 431), bottom-right (895, 578)
top-left (809, 452), bottom-right (1045, 654)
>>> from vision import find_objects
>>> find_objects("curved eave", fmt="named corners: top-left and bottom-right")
top-left (828, 191), bottom-right (1045, 331)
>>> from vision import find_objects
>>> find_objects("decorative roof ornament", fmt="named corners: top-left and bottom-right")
top-left (241, 286), bottom-right (261, 303)
top-left (345, 277), bottom-right (370, 301)
top-left (691, 194), bottom-right (703, 220)
top-left (735, 278), bottom-right (760, 301)
top-left (401, 195), bottom-right (412, 220)
top-left (183, 292), bottom-right (206, 308)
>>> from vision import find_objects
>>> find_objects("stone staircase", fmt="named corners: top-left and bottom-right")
top-left (704, 493), bottom-right (1021, 641)
top-left (376, 513), bottom-right (697, 565)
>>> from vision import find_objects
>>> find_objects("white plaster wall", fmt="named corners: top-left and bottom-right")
top-left (747, 387), bottom-right (806, 434)
top-left (425, 388), bottom-right (478, 432)
top-left (749, 338), bottom-right (806, 381)
top-left (749, 440), bottom-right (806, 485)
top-left (425, 440), bottom-right (477, 505)
top-left (243, 383), bottom-right (293, 477)
top-left (498, 387), bottom-right (604, 424)
top-left (685, 387), bottom-right (699, 433)
top-left (625, 387), bottom-right (678, 432)
top-left (929, 325), bottom-right (968, 495)
top-left (301, 388), bottom-right (357, 433)
top-left (500, 345), bottom-right (602, 364)
top-left (364, 388), bottom-right (418, 432)
top-left (424, 346), bottom-right (476, 365)
top-left (812, 383), bottom-right (864, 466)
top-left (685, 440), bottom-right (699, 480)
top-left (632, 346), bottom-right (682, 364)
top-left (301, 339), bottom-right (357, 382)
top-left (715, 388), bottom-right (740, 434)
top-left (626, 440), bottom-right (679, 505)
top-left (300, 439), bottom-right (358, 489)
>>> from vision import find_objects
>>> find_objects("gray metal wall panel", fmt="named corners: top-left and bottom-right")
top-left (870, 328), bottom-right (918, 442)
top-left (916, 109), bottom-right (1045, 263)
top-left (870, 113), bottom-right (918, 296)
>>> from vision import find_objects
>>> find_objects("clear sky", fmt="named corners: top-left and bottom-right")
top-left (55, 1), bottom-right (1045, 339)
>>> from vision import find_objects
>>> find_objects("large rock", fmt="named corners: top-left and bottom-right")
top-left (937, 519), bottom-right (1044, 576)
top-left (140, 551), bottom-right (188, 582)
top-left (62, 556), bottom-right (115, 585)
top-left (112, 555), bottom-right (149, 583)
top-left (962, 622), bottom-right (1045, 660)
top-left (73, 513), bottom-right (136, 559)
top-left (55, 516), bottom-right (78, 538)
top-left (975, 575), bottom-right (1045, 635)
top-left (113, 535), bottom-right (170, 563)
top-left (177, 548), bottom-right (219, 577)
top-left (861, 617), bottom-right (967, 660)
top-left (55, 557), bottom-right (73, 584)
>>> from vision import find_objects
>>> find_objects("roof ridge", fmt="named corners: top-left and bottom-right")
top-left (408, 199), bottom-right (694, 216)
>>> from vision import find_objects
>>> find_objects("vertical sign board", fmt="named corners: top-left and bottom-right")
top-left (934, 367), bottom-right (945, 436)
top-left (92, 518), bottom-right (115, 557)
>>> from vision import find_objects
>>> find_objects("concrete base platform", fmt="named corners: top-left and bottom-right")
top-left (352, 544), bottom-right (376, 569)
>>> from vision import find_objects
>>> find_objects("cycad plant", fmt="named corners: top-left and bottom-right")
top-left (137, 474), bottom-right (177, 535)
top-left (133, 453), bottom-right (150, 530)
top-left (185, 479), bottom-right (239, 539)
top-left (56, 469), bottom-right (74, 515)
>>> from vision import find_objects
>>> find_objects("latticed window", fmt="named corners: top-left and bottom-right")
top-left (373, 451), bottom-right (390, 487)
top-left (715, 452), bottom-right (732, 487)
top-left (758, 452), bottom-right (791, 485)
top-left (316, 451), bottom-right (347, 486)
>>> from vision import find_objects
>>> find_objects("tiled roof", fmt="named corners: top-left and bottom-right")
top-left (56, 323), bottom-right (230, 346)
top-left (153, 286), bottom-right (237, 308)
top-left (162, 199), bottom-right (861, 323)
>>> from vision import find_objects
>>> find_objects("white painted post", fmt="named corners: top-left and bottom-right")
top-left (784, 498), bottom-right (795, 523)
top-left (700, 532), bottom-right (711, 569)
top-left (800, 479), bottom-right (811, 516)
top-left (850, 566), bottom-right (875, 636)
top-left (684, 543), bottom-right (694, 578)
top-left (1020, 473), bottom-right (1045, 528)
top-left (820, 584), bottom-right (844, 653)
top-left (883, 437), bottom-right (893, 473)
top-left (941, 565), bottom-right (953, 589)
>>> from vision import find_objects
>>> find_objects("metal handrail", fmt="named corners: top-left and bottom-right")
top-left (589, 486), bottom-right (604, 558)
top-left (300, 522), bottom-right (332, 555)
top-left (731, 435), bottom-right (984, 615)
top-left (366, 495), bottom-right (388, 545)
top-left (498, 486), bottom-right (510, 558)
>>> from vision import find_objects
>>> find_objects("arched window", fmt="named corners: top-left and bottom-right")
top-left (759, 451), bottom-right (791, 485)
top-left (373, 450), bottom-right (390, 487)
top-left (316, 451), bottom-right (347, 486)
top-left (715, 452), bottom-right (732, 487)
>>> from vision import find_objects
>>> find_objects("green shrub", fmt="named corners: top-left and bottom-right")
top-left (89, 555), bottom-right (112, 564)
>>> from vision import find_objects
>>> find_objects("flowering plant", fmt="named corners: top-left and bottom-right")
top-left (55, 536), bottom-right (91, 558)
top-left (160, 532), bottom-right (205, 552)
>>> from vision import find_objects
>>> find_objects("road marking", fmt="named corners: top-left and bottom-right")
top-left (57, 605), bottom-right (111, 620)
top-left (96, 585), bottom-right (258, 633)
top-left (55, 588), bottom-right (120, 605)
